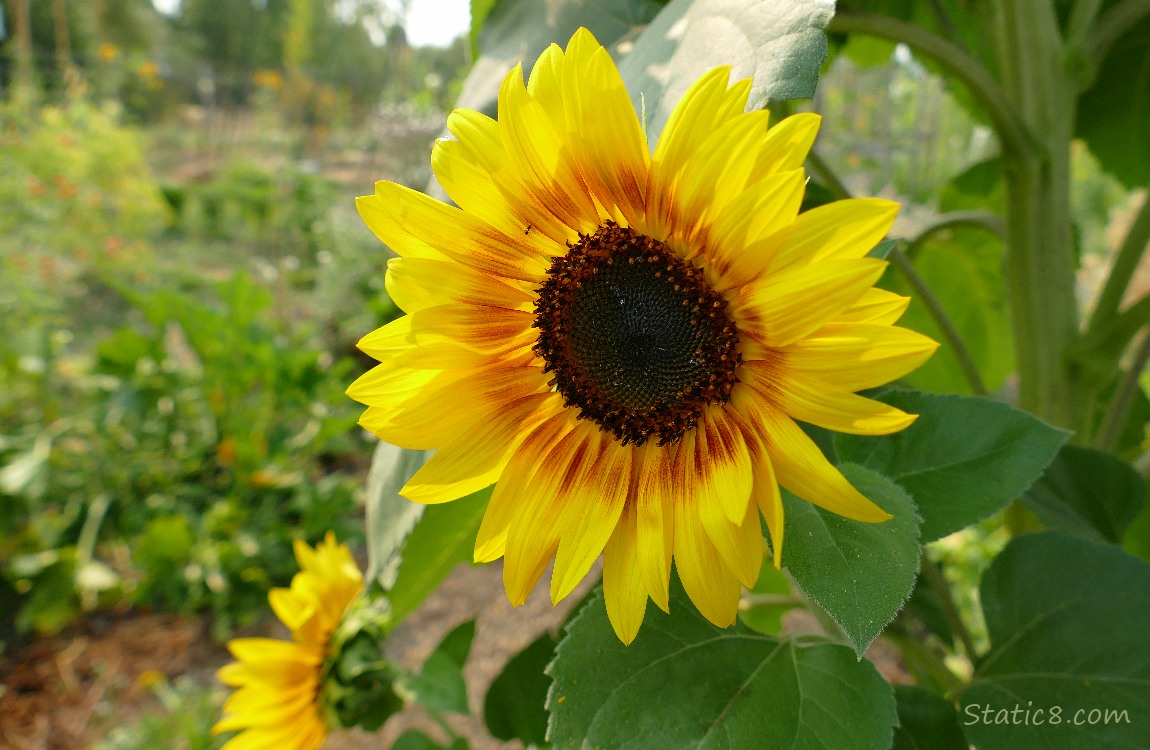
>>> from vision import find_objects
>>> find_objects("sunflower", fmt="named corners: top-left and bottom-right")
top-left (349, 29), bottom-right (937, 644)
top-left (213, 533), bottom-right (363, 749)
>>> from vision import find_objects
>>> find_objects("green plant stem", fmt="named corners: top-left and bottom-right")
top-left (1088, 189), bottom-right (1150, 337)
top-left (885, 632), bottom-right (966, 696)
top-left (806, 149), bottom-right (851, 200)
top-left (890, 247), bottom-right (990, 396)
top-left (1068, 0), bottom-right (1106, 43)
top-left (905, 211), bottom-right (1007, 261)
top-left (827, 11), bottom-right (1035, 158)
top-left (1090, 0), bottom-right (1150, 66)
top-left (993, 0), bottom-right (1081, 429)
top-left (1087, 296), bottom-right (1150, 357)
top-left (919, 554), bottom-right (979, 662)
top-left (1095, 328), bottom-right (1150, 451)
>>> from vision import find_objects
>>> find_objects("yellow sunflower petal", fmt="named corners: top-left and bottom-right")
top-left (742, 258), bottom-right (888, 347)
top-left (673, 109), bottom-right (773, 239)
top-left (603, 500), bottom-right (648, 645)
top-left (362, 366), bottom-right (545, 451)
top-left (646, 67), bottom-right (749, 234)
top-left (356, 194), bottom-right (443, 260)
top-left (475, 408), bottom-right (577, 563)
top-left (767, 372), bottom-right (919, 435)
top-left (370, 180), bottom-right (549, 282)
top-left (503, 419), bottom-right (594, 605)
top-left (560, 34), bottom-right (649, 221)
top-left (401, 393), bottom-right (560, 504)
top-left (749, 112), bottom-right (822, 185)
top-left (550, 434), bottom-right (632, 603)
top-left (497, 65), bottom-right (600, 232)
top-left (755, 405), bottom-right (891, 523)
top-left (385, 256), bottom-right (535, 313)
top-left (445, 109), bottom-right (575, 244)
top-left (747, 430), bottom-right (785, 569)
top-left (357, 304), bottom-right (535, 371)
top-left (670, 430), bottom-right (742, 628)
top-left (769, 198), bottom-right (899, 272)
top-left (775, 322), bottom-right (939, 391)
top-left (706, 168), bottom-right (805, 290)
top-left (632, 441), bottom-right (674, 612)
top-left (835, 287), bottom-right (912, 325)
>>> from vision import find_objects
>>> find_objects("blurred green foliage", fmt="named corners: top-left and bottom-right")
top-left (0, 94), bottom-right (380, 643)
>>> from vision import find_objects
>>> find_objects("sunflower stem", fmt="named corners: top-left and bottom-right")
top-left (885, 632), bottom-right (967, 696)
top-left (992, 0), bottom-right (1082, 430)
top-left (919, 553), bottom-right (980, 663)
top-left (890, 247), bottom-right (990, 396)
top-left (1095, 327), bottom-right (1150, 452)
top-left (1087, 188), bottom-right (1150, 339)
top-left (1090, 0), bottom-right (1150, 70)
top-left (806, 149), bottom-right (851, 201)
top-left (904, 211), bottom-right (1007, 262)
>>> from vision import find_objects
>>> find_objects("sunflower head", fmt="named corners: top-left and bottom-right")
top-left (349, 28), bottom-right (938, 643)
top-left (213, 533), bottom-right (366, 750)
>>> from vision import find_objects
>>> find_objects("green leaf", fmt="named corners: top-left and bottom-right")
top-left (881, 231), bottom-right (1013, 394)
top-left (869, 238), bottom-right (899, 259)
top-left (835, 391), bottom-right (1069, 542)
top-left (782, 464), bottom-right (921, 656)
top-left (547, 579), bottom-right (897, 750)
top-left (892, 685), bottom-right (968, 750)
top-left (1023, 444), bottom-right (1146, 544)
top-left (960, 532), bottom-right (1150, 749)
top-left (1077, 16), bottom-right (1150, 187)
top-left (458, 0), bottom-right (665, 114)
top-left (406, 620), bottom-right (476, 716)
top-left (617, 0), bottom-right (834, 140)
top-left (484, 631), bottom-right (557, 744)
top-left (392, 730), bottom-right (472, 750)
top-left (364, 441), bottom-right (429, 587)
top-left (468, 0), bottom-right (500, 58)
top-left (387, 488), bottom-right (490, 624)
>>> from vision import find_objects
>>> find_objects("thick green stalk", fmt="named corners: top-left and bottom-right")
top-left (993, 0), bottom-right (1081, 429)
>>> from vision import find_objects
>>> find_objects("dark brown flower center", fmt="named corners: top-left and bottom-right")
top-left (532, 221), bottom-right (741, 446)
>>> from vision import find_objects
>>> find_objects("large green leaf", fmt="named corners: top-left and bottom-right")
top-left (960, 533), bottom-right (1150, 749)
top-left (1023, 444), bottom-right (1146, 544)
top-left (457, 0), bottom-right (665, 115)
top-left (1077, 16), bottom-right (1150, 187)
top-left (386, 488), bottom-right (490, 623)
top-left (881, 231), bottom-right (1013, 395)
top-left (546, 580), bottom-right (897, 750)
top-left (484, 631), bottom-right (558, 745)
top-left (892, 685), bottom-right (968, 750)
top-left (405, 619), bottom-right (477, 716)
top-left (617, 0), bottom-right (834, 139)
top-left (363, 441), bottom-right (428, 587)
top-left (835, 391), bottom-right (1069, 542)
top-left (782, 464), bottom-right (921, 656)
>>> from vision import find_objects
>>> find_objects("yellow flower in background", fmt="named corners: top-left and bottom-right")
top-left (97, 42), bottom-right (121, 62)
top-left (349, 29), bottom-right (937, 643)
top-left (213, 533), bottom-right (363, 749)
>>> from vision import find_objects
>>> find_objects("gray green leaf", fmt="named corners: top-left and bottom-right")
top-left (546, 579), bottom-right (897, 750)
top-left (835, 391), bottom-right (1069, 541)
top-left (782, 464), bottom-right (921, 657)
top-left (960, 532), bottom-right (1150, 749)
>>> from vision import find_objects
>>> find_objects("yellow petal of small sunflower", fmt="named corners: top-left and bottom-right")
top-left (215, 535), bottom-right (361, 750)
top-left (350, 28), bottom-right (935, 642)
